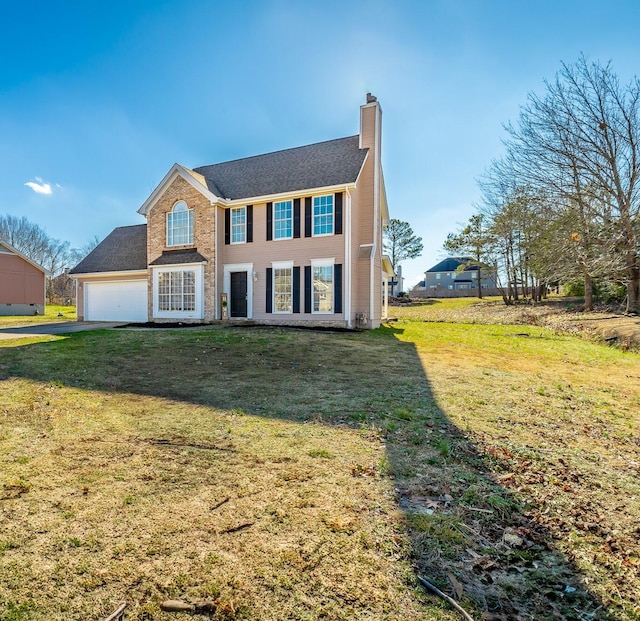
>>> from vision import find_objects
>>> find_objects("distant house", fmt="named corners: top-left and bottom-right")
top-left (0, 240), bottom-right (51, 315)
top-left (424, 257), bottom-right (497, 294)
top-left (385, 265), bottom-right (404, 296)
top-left (70, 94), bottom-right (395, 328)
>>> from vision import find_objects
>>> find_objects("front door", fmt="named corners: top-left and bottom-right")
top-left (230, 271), bottom-right (248, 318)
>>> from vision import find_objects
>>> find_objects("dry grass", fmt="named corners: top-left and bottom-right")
top-left (1, 304), bottom-right (639, 620)
top-left (0, 328), bottom-right (453, 621)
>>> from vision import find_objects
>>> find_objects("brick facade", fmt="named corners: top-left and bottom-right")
top-left (146, 176), bottom-right (216, 321)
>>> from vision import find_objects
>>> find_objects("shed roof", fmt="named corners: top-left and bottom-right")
top-left (149, 249), bottom-right (207, 266)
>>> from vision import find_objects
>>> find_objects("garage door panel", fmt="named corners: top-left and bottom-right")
top-left (86, 281), bottom-right (148, 322)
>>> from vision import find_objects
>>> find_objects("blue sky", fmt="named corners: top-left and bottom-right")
top-left (3, 0), bottom-right (640, 286)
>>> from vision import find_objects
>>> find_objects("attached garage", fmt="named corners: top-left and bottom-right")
top-left (69, 225), bottom-right (149, 322)
top-left (84, 280), bottom-right (148, 322)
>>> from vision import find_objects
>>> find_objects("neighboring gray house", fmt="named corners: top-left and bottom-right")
top-left (424, 257), bottom-right (497, 293)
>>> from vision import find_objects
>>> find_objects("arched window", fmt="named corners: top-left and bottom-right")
top-left (166, 201), bottom-right (194, 246)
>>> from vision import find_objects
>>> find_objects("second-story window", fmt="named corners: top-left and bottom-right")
top-left (313, 195), bottom-right (334, 236)
top-left (167, 201), bottom-right (193, 246)
top-left (231, 207), bottom-right (246, 244)
top-left (274, 200), bottom-right (293, 240)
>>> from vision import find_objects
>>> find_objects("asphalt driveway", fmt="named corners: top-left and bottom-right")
top-left (0, 321), bottom-right (126, 340)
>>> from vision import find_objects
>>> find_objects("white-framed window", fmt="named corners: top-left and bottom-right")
top-left (167, 201), bottom-right (194, 246)
top-left (436, 273), bottom-right (441, 280)
top-left (231, 207), bottom-right (246, 244)
top-left (153, 264), bottom-right (204, 319)
top-left (311, 259), bottom-right (334, 314)
top-left (272, 261), bottom-right (293, 314)
top-left (274, 200), bottom-right (293, 240)
top-left (471, 271), bottom-right (478, 279)
top-left (313, 195), bottom-right (333, 236)
top-left (158, 270), bottom-right (195, 311)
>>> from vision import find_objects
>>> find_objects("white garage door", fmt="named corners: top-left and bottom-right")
top-left (85, 281), bottom-right (148, 322)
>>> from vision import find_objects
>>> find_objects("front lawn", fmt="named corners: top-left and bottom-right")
top-left (0, 305), bottom-right (76, 327)
top-left (0, 316), bottom-right (638, 620)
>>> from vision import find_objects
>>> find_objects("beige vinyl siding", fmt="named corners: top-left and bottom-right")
top-left (220, 201), bottom-right (345, 321)
top-left (353, 147), bottom-right (376, 325)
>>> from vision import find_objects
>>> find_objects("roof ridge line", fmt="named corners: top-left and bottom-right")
top-left (193, 135), bottom-right (361, 170)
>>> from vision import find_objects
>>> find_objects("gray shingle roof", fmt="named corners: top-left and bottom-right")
top-left (149, 249), bottom-right (207, 266)
top-left (69, 225), bottom-right (147, 274)
top-left (426, 257), bottom-right (476, 273)
top-left (193, 135), bottom-right (368, 200)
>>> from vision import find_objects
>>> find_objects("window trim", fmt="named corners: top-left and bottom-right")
top-left (152, 263), bottom-right (204, 319)
top-left (166, 201), bottom-right (194, 247)
top-left (273, 199), bottom-right (293, 240)
top-left (230, 206), bottom-right (247, 244)
top-left (310, 258), bottom-right (335, 315)
top-left (272, 260), bottom-right (294, 314)
top-left (312, 194), bottom-right (334, 237)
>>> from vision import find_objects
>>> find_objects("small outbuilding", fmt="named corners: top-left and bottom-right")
top-left (0, 240), bottom-right (51, 315)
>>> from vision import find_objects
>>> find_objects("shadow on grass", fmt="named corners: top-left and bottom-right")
top-left (0, 325), bottom-right (611, 620)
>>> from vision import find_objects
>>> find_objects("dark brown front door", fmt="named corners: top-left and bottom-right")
top-left (230, 272), bottom-right (248, 318)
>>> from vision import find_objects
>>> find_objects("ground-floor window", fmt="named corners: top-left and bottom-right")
top-left (153, 264), bottom-right (203, 318)
top-left (313, 264), bottom-right (333, 313)
top-left (158, 270), bottom-right (196, 311)
top-left (274, 266), bottom-right (293, 313)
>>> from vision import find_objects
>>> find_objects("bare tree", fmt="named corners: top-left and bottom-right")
top-left (499, 56), bottom-right (640, 313)
top-left (0, 214), bottom-right (76, 276)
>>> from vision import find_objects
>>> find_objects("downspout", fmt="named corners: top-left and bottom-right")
top-left (345, 186), bottom-right (352, 328)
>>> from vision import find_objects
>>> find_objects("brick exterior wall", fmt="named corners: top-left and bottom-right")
top-left (146, 175), bottom-right (216, 321)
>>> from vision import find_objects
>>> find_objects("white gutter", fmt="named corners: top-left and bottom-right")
top-left (69, 269), bottom-right (148, 279)
top-left (221, 182), bottom-right (358, 208)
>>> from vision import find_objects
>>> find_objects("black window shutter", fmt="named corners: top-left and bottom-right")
top-left (334, 263), bottom-right (343, 313)
top-left (266, 202), bottom-right (273, 241)
top-left (293, 266), bottom-right (300, 313)
top-left (246, 205), bottom-right (253, 243)
top-left (334, 192), bottom-right (343, 235)
top-left (304, 197), bottom-right (312, 237)
top-left (293, 198), bottom-right (301, 238)
top-left (224, 209), bottom-right (230, 245)
top-left (266, 268), bottom-right (273, 313)
top-left (304, 265), bottom-right (312, 313)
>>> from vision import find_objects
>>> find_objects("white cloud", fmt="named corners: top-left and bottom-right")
top-left (25, 177), bottom-right (54, 195)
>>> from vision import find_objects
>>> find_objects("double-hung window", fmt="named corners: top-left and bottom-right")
top-left (167, 201), bottom-right (193, 246)
top-left (157, 270), bottom-right (196, 312)
top-left (273, 261), bottom-right (293, 313)
top-left (312, 261), bottom-right (334, 313)
top-left (313, 195), bottom-right (333, 236)
top-left (273, 200), bottom-right (293, 240)
top-left (231, 207), bottom-right (246, 244)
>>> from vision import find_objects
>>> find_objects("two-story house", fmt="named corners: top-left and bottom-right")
top-left (70, 94), bottom-right (394, 329)
top-left (424, 257), bottom-right (497, 293)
